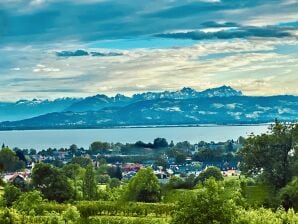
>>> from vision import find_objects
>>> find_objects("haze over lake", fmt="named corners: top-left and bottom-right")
top-left (0, 125), bottom-right (269, 150)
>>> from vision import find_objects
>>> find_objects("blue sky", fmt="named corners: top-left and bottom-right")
top-left (0, 0), bottom-right (297, 101)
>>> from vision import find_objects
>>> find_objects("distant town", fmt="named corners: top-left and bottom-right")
top-left (1, 137), bottom-right (242, 186)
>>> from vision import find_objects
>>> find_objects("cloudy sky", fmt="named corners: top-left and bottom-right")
top-left (0, 0), bottom-right (297, 101)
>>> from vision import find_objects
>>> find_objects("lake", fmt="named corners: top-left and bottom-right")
top-left (0, 125), bottom-right (269, 150)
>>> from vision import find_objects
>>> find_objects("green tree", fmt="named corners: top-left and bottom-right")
top-left (0, 148), bottom-right (25, 172)
top-left (71, 156), bottom-right (92, 167)
top-left (32, 163), bottom-right (74, 202)
top-left (279, 177), bottom-right (298, 211)
top-left (153, 138), bottom-right (168, 148)
top-left (239, 121), bottom-right (298, 189)
top-left (107, 165), bottom-right (123, 180)
top-left (62, 163), bottom-right (83, 200)
top-left (83, 165), bottom-right (97, 200)
top-left (90, 141), bottom-right (111, 154)
top-left (13, 190), bottom-right (44, 215)
top-left (196, 166), bottom-right (223, 184)
top-left (171, 179), bottom-right (237, 224)
top-left (3, 185), bottom-right (21, 207)
top-left (125, 167), bottom-right (161, 202)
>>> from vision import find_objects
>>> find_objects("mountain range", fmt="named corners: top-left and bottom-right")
top-left (0, 86), bottom-right (297, 130)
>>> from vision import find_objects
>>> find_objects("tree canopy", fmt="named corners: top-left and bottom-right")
top-left (125, 167), bottom-right (161, 203)
top-left (196, 166), bottom-right (223, 184)
top-left (171, 178), bottom-right (237, 224)
top-left (239, 121), bottom-right (298, 189)
top-left (0, 147), bottom-right (25, 172)
top-left (32, 163), bottom-right (74, 202)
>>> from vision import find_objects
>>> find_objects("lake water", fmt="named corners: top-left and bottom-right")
top-left (0, 125), bottom-right (269, 150)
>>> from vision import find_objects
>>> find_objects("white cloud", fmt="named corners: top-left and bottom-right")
top-left (0, 37), bottom-right (298, 101)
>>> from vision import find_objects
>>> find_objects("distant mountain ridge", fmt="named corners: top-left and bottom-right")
top-left (0, 86), bottom-right (242, 121)
top-left (0, 86), bottom-right (297, 130)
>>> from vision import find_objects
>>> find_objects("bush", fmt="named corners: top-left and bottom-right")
top-left (13, 190), bottom-right (44, 215)
top-left (236, 208), bottom-right (298, 224)
top-left (171, 179), bottom-right (237, 224)
top-left (3, 185), bottom-right (21, 207)
top-left (76, 201), bottom-right (175, 218)
top-left (279, 177), bottom-right (298, 211)
top-left (87, 216), bottom-right (168, 224)
top-left (62, 206), bottom-right (80, 223)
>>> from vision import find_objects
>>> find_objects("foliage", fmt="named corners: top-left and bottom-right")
top-left (109, 178), bottom-right (121, 189)
top-left (90, 141), bottom-right (111, 154)
top-left (171, 179), bottom-right (237, 224)
top-left (125, 167), bottom-right (161, 202)
top-left (76, 201), bottom-right (175, 218)
top-left (239, 121), bottom-right (298, 189)
top-left (279, 177), bottom-right (298, 211)
top-left (167, 175), bottom-right (196, 189)
top-left (13, 190), bottom-right (44, 215)
top-left (32, 163), bottom-right (74, 202)
top-left (87, 216), bottom-right (168, 224)
top-left (70, 156), bottom-right (92, 167)
top-left (0, 147), bottom-right (25, 172)
top-left (82, 165), bottom-right (97, 200)
top-left (235, 208), bottom-right (298, 224)
top-left (3, 185), bottom-right (21, 207)
top-left (108, 166), bottom-right (123, 180)
top-left (153, 138), bottom-right (169, 148)
top-left (195, 166), bottom-right (223, 184)
top-left (61, 205), bottom-right (80, 224)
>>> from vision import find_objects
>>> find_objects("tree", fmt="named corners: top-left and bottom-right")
top-left (90, 141), bottom-right (111, 154)
top-left (71, 156), bottom-right (92, 167)
top-left (196, 166), bottom-right (223, 184)
top-left (107, 165), bottom-right (122, 180)
top-left (125, 167), bottom-right (161, 202)
top-left (239, 121), bottom-right (298, 189)
top-left (171, 179), bottom-right (237, 224)
top-left (32, 163), bottom-right (74, 202)
top-left (83, 165), bottom-right (97, 200)
top-left (3, 185), bottom-right (21, 207)
top-left (69, 144), bottom-right (78, 155)
top-left (153, 138), bottom-right (169, 148)
top-left (62, 163), bottom-right (83, 200)
top-left (280, 177), bottom-right (298, 211)
top-left (0, 148), bottom-right (25, 172)
top-left (155, 155), bottom-right (168, 169)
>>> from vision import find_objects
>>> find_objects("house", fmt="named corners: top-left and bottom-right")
top-left (122, 171), bottom-right (137, 180)
top-left (3, 171), bottom-right (30, 187)
top-left (122, 163), bottom-right (143, 173)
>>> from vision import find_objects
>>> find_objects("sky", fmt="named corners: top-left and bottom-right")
top-left (0, 0), bottom-right (297, 101)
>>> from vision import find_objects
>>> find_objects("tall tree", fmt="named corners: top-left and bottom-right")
top-left (82, 165), bottom-right (97, 200)
top-left (239, 121), bottom-right (298, 189)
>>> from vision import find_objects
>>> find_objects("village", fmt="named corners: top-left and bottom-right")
top-left (1, 138), bottom-right (242, 187)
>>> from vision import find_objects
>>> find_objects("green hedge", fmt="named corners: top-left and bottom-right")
top-left (87, 216), bottom-right (169, 224)
top-left (76, 201), bottom-right (175, 218)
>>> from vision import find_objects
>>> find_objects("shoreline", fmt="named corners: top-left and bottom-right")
top-left (0, 123), bottom-right (272, 132)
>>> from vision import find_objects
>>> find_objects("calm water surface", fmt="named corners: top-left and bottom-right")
top-left (0, 125), bottom-right (269, 150)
